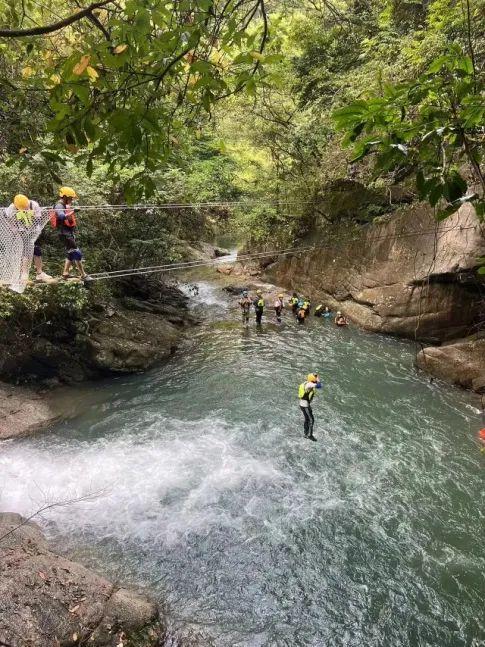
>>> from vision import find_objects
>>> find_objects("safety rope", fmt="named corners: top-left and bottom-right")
top-left (87, 224), bottom-right (481, 282)
top-left (35, 199), bottom-right (314, 212)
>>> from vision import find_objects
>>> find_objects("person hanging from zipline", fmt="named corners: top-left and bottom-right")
top-left (298, 373), bottom-right (322, 441)
top-left (51, 186), bottom-right (91, 282)
top-left (239, 289), bottom-right (252, 325)
top-left (253, 289), bottom-right (264, 325)
top-left (3, 194), bottom-right (53, 292)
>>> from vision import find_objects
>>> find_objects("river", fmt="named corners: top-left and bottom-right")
top-left (1, 280), bottom-right (484, 646)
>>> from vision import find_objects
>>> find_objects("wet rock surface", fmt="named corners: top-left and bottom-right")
top-left (417, 334), bottom-right (485, 393)
top-left (266, 201), bottom-right (484, 391)
top-left (0, 383), bottom-right (61, 440)
top-left (268, 202), bottom-right (484, 342)
top-left (0, 278), bottom-right (197, 384)
top-left (0, 512), bottom-right (162, 647)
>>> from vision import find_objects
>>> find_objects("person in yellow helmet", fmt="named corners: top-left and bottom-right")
top-left (298, 372), bottom-right (322, 441)
top-left (4, 194), bottom-right (53, 289)
top-left (253, 289), bottom-right (264, 325)
top-left (54, 187), bottom-right (91, 281)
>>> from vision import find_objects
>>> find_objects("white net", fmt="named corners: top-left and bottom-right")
top-left (0, 203), bottom-right (51, 294)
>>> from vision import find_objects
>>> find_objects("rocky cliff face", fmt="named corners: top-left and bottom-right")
top-left (0, 513), bottom-right (162, 647)
top-left (266, 200), bottom-right (485, 391)
top-left (0, 277), bottom-right (197, 384)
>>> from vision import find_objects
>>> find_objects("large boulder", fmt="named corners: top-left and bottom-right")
top-left (0, 512), bottom-right (162, 647)
top-left (416, 335), bottom-right (485, 393)
top-left (0, 383), bottom-right (61, 440)
top-left (87, 308), bottom-right (182, 373)
top-left (0, 279), bottom-right (196, 383)
top-left (267, 201), bottom-right (484, 343)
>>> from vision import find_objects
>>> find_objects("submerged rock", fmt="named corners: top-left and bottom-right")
top-left (0, 512), bottom-right (162, 647)
top-left (416, 334), bottom-right (485, 393)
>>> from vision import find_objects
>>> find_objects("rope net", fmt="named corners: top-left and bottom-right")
top-left (0, 203), bottom-right (50, 293)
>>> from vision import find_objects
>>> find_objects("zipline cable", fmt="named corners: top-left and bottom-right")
top-left (36, 200), bottom-right (315, 212)
top-left (87, 224), bottom-right (481, 282)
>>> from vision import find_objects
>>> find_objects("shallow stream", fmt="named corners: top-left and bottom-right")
top-left (1, 281), bottom-right (484, 646)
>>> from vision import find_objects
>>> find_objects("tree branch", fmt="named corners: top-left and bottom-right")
top-left (0, 0), bottom-right (114, 37)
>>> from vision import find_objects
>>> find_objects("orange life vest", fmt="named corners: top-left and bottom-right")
top-left (49, 206), bottom-right (76, 229)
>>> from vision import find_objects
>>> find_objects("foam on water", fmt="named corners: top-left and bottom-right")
top-left (1, 280), bottom-right (484, 646)
top-left (0, 417), bottom-right (298, 550)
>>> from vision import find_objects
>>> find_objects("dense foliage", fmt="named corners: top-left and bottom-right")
top-left (0, 0), bottom-right (269, 198)
top-left (0, 0), bottom-right (483, 285)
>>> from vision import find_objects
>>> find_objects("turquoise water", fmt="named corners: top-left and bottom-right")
top-left (1, 281), bottom-right (484, 646)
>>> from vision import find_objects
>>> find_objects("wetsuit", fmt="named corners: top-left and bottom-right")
top-left (299, 381), bottom-right (318, 439)
top-left (254, 297), bottom-right (264, 325)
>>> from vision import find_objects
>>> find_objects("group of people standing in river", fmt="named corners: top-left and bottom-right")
top-left (237, 288), bottom-right (349, 443)
top-left (238, 289), bottom-right (350, 328)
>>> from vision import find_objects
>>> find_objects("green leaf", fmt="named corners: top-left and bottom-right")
top-left (454, 56), bottom-right (474, 75)
top-left (442, 171), bottom-right (467, 202)
top-left (416, 170), bottom-right (426, 197)
top-left (474, 201), bottom-right (485, 220)
top-left (428, 183), bottom-right (443, 207)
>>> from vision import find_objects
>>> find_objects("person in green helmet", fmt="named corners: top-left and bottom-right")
top-left (298, 373), bottom-right (322, 441)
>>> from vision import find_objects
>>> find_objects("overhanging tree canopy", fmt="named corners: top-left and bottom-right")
top-left (0, 0), bottom-right (270, 197)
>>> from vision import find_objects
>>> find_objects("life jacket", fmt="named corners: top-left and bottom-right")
top-left (298, 382), bottom-right (315, 402)
top-left (15, 201), bottom-right (34, 227)
top-left (290, 297), bottom-right (298, 306)
top-left (49, 205), bottom-right (76, 229)
top-left (255, 298), bottom-right (264, 309)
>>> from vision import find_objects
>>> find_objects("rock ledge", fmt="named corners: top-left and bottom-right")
top-left (0, 512), bottom-right (162, 647)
